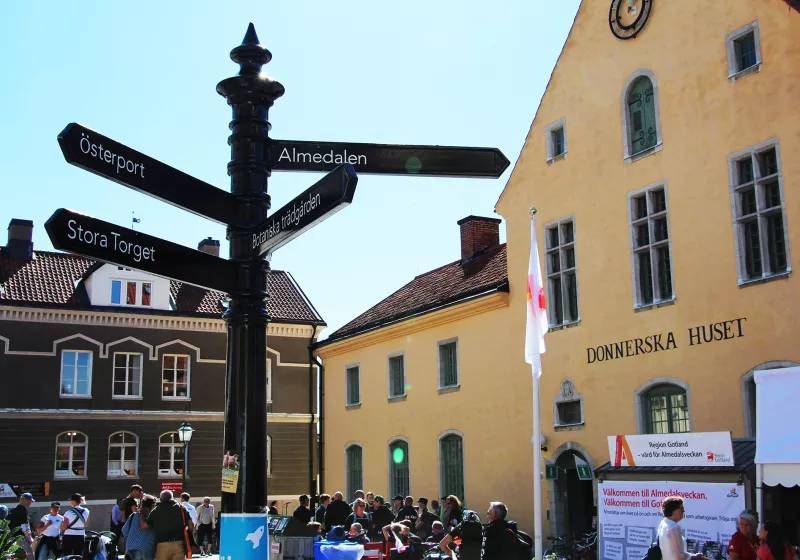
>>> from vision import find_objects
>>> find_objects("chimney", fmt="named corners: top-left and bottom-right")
top-left (5, 219), bottom-right (34, 260)
top-left (198, 237), bottom-right (220, 257)
top-left (457, 215), bottom-right (501, 263)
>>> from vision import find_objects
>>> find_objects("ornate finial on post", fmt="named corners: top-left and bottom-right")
top-left (230, 22), bottom-right (272, 76)
top-left (529, 205), bottom-right (537, 215)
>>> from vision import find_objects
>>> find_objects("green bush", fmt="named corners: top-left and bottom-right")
top-left (0, 520), bottom-right (23, 560)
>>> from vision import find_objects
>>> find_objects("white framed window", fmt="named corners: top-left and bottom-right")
top-left (387, 353), bottom-right (405, 399)
top-left (545, 217), bottom-right (580, 326)
top-left (437, 339), bottom-right (459, 389)
top-left (267, 435), bottom-right (272, 477)
top-left (55, 431), bottom-right (88, 479)
top-left (110, 279), bottom-right (153, 307)
top-left (726, 21), bottom-right (761, 82)
top-left (162, 354), bottom-right (190, 400)
top-left (108, 431), bottom-right (139, 478)
top-left (60, 350), bottom-right (92, 398)
top-left (113, 353), bottom-right (143, 399)
top-left (553, 379), bottom-right (584, 427)
top-left (158, 432), bottom-right (186, 478)
top-left (621, 70), bottom-right (663, 163)
top-left (634, 378), bottom-right (692, 434)
top-left (346, 364), bottom-right (360, 406)
top-left (629, 183), bottom-right (674, 308)
top-left (267, 359), bottom-right (273, 404)
top-left (545, 119), bottom-right (567, 163)
top-left (728, 140), bottom-right (790, 284)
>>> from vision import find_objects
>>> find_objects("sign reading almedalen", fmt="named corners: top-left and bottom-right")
top-left (277, 147), bottom-right (367, 166)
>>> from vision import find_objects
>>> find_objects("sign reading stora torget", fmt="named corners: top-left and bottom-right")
top-left (45, 208), bottom-right (237, 294)
top-left (58, 123), bottom-right (236, 225)
top-left (253, 163), bottom-right (357, 256)
top-left (271, 139), bottom-right (510, 178)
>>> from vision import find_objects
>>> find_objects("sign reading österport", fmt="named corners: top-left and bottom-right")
top-left (58, 123), bottom-right (236, 225)
top-left (271, 139), bottom-right (510, 178)
top-left (45, 209), bottom-right (237, 294)
top-left (608, 432), bottom-right (734, 468)
top-left (253, 164), bottom-right (357, 256)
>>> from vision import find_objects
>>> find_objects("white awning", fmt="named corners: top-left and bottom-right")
top-left (762, 464), bottom-right (800, 487)
top-left (755, 366), bottom-right (800, 487)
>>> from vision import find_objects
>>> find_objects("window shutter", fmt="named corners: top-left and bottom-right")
top-left (390, 441), bottom-right (409, 498)
top-left (439, 343), bottom-right (457, 387)
top-left (628, 77), bottom-right (657, 154)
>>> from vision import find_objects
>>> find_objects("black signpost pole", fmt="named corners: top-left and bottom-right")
top-left (216, 24), bottom-right (284, 515)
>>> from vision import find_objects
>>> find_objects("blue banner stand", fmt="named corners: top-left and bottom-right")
top-left (220, 513), bottom-right (269, 560)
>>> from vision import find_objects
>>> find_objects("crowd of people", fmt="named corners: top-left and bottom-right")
top-left (0, 485), bottom-right (216, 560)
top-left (290, 490), bottom-right (526, 559)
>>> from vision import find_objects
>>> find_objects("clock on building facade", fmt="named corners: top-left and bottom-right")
top-left (609, 0), bottom-right (653, 40)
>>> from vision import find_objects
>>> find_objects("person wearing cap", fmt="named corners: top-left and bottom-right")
top-left (8, 493), bottom-right (35, 559)
top-left (324, 492), bottom-right (352, 531)
top-left (292, 495), bottom-right (313, 524)
top-left (395, 496), bottom-right (418, 525)
top-left (370, 496), bottom-right (394, 542)
top-left (36, 502), bottom-right (64, 560)
top-left (415, 497), bottom-right (437, 541)
top-left (391, 495), bottom-right (403, 517)
top-left (60, 493), bottom-right (90, 556)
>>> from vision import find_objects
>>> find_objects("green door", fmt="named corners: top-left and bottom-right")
top-left (440, 435), bottom-right (464, 502)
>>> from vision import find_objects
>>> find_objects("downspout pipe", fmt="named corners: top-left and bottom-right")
top-left (313, 354), bottom-right (325, 497)
top-left (308, 323), bottom-right (318, 507)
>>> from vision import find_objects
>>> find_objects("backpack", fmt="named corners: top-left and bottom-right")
top-left (514, 528), bottom-right (534, 560)
top-left (458, 511), bottom-right (483, 544)
top-left (643, 537), bottom-right (661, 560)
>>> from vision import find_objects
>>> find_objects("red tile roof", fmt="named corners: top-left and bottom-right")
top-left (0, 249), bottom-right (323, 324)
top-left (321, 244), bottom-right (508, 344)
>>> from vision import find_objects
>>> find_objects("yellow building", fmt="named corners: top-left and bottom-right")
top-left (497, 0), bottom-right (800, 541)
top-left (316, 0), bottom-right (800, 540)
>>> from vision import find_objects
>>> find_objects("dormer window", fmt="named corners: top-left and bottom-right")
top-left (111, 279), bottom-right (152, 307)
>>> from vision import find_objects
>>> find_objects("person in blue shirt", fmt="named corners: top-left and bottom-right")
top-left (121, 495), bottom-right (157, 560)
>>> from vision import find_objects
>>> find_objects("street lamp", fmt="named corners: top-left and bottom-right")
top-left (177, 422), bottom-right (195, 491)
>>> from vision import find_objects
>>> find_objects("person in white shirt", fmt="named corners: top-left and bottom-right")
top-left (180, 493), bottom-right (198, 525)
top-left (656, 496), bottom-right (708, 560)
top-left (60, 493), bottom-right (91, 556)
top-left (36, 502), bottom-right (64, 560)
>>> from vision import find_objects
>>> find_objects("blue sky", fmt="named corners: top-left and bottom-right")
top-left (0, 1), bottom-right (580, 337)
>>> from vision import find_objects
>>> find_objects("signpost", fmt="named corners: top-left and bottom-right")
top-left (49, 22), bottom-right (508, 560)
top-left (254, 163), bottom-right (357, 256)
top-left (271, 139), bottom-right (510, 178)
top-left (58, 123), bottom-right (236, 225)
top-left (45, 209), bottom-right (237, 294)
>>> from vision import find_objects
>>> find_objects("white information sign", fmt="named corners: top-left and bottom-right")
top-left (598, 481), bottom-right (744, 560)
top-left (607, 432), bottom-right (734, 467)
top-left (0, 483), bottom-right (17, 499)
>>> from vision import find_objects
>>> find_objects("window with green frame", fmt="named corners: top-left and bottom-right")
top-left (438, 341), bottom-right (458, 388)
top-left (346, 366), bottom-right (360, 406)
top-left (627, 76), bottom-right (657, 155)
top-left (440, 434), bottom-right (464, 502)
top-left (389, 440), bottom-right (409, 498)
top-left (389, 355), bottom-right (405, 398)
top-left (644, 385), bottom-right (689, 434)
top-left (346, 444), bottom-right (363, 499)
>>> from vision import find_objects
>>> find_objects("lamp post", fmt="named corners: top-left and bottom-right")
top-left (177, 422), bottom-right (195, 491)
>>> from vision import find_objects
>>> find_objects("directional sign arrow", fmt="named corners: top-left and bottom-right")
top-left (270, 139), bottom-right (510, 178)
top-left (45, 209), bottom-right (237, 294)
top-left (254, 164), bottom-right (357, 256)
top-left (58, 123), bottom-right (236, 225)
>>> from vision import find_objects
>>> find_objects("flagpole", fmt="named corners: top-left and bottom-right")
top-left (529, 204), bottom-right (544, 560)
top-left (532, 358), bottom-right (544, 560)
